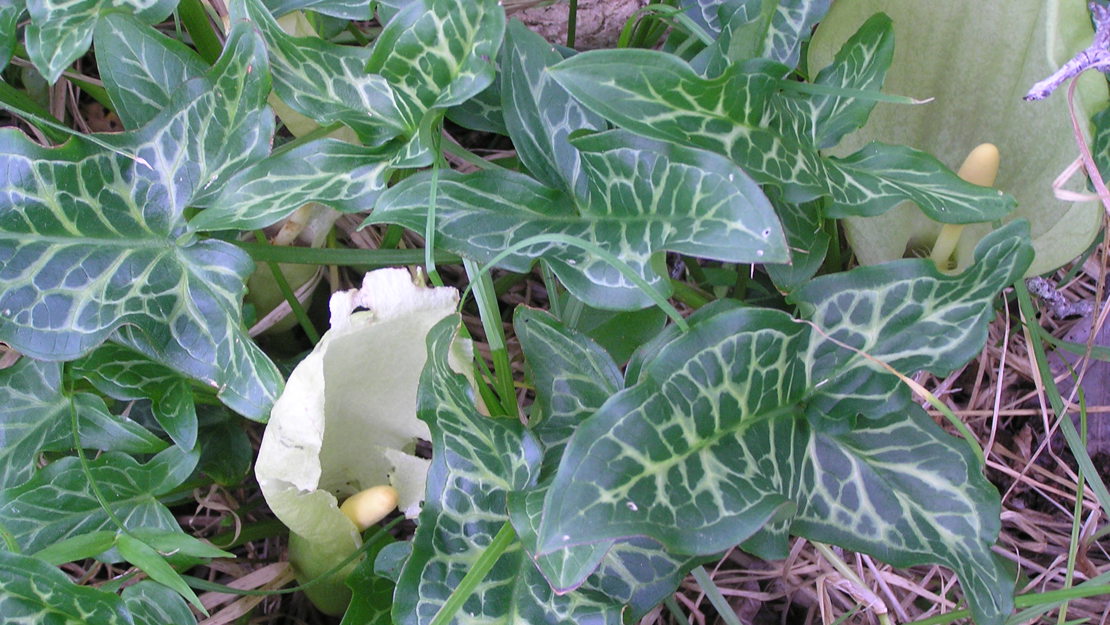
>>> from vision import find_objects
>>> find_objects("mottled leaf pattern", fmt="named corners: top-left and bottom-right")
top-left (511, 310), bottom-right (710, 607)
top-left (370, 130), bottom-right (786, 309)
top-left (765, 0), bottom-right (831, 67)
top-left (0, 550), bottom-right (134, 624)
top-left (515, 307), bottom-right (622, 477)
top-left (446, 81), bottom-right (506, 135)
top-left (71, 343), bottom-right (199, 450)
top-left (0, 446), bottom-right (197, 554)
top-left (94, 12), bottom-right (208, 129)
top-left (764, 192), bottom-right (828, 293)
top-left (777, 13), bottom-right (892, 148)
top-left (399, 317), bottom-right (700, 624)
top-left (0, 24), bottom-right (282, 419)
top-left (502, 19), bottom-right (604, 200)
top-left (538, 307), bottom-right (810, 555)
top-left (511, 309), bottom-right (620, 590)
top-left (366, 0), bottom-right (504, 128)
top-left (24, 0), bottom-right (176, 82)
top-left (795, 221), bottom-right (1034, 420)
top-left (0, 358), bottom-right (164, 490)
top-left (123, 582), bottom-right (196, 625)
top-left (548, 43), bottom-right (1015, 222)
top-left (234, 0), bottom-right (406, 145)
top-left (0, 0), bottom-right (23, 71)
top-left (193, 139), bottom-right (395, 231)
top-left (682, 0), bottom-right (829, 67)
top-left (262, 0), bottom-right (371, 20)
top-left (537, 228), bottom-right (1031, 625)
top-left (394, 317), bottom-right (541, 624)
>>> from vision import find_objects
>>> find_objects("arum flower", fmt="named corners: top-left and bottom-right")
top-left (255, 268), bottom-right (469, 614)
top-left (809, 0), bottom-right (1108, 276)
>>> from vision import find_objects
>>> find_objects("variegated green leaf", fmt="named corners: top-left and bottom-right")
top-left (548, 46), bottom-right (1016, 222)
top-left (537, 306), bottom-right (809, 556)
top-left (0, 446), bottom-right (197, 554)
top-left (764, 192), bottom-right (828, 293)
top-left (810, 1), bottom-right (1105, 277)
top-left (0, 0), bottom-right (23, 72)
top-left (511, 308), bottom-right (619, 590)
top-left (0, 550), bottom-right (134, 625)
top-left (681, 0), bottom-right (739, 35)
top-left (394, 317), bottom-right (540, 623)
top-left (234, 0), bottom-right (406, 145)
top-left (0, 24), bottom-right (282, 419)
top-left (777, 12), bottom-right (891, 149)
top-left (513, 310), bottom-right (708, 603)
top-left (763, 0), bottom-right (831, 67)
top-left (263, 0), bottom-right (371, 20)
top-left (342, 536), bottom-right (396, 625)
top-left (446, 81), bottom-right (506, 135)
top-left (502, 19), bottom-right (604, 201)
top-left (123, 581), bottom-right (196, 625)
top-left (794, 220), bottom-right (1034, 420)
top-left (683, 0), bottom-right (829, 67)
top-left (94, 12), bottom-right (208, 129)
top-left (0, 358), bottom-right (165, 490)
top-left (236, 0), bottom-right (503, 161)
top-left (398, 317), bottom-right (691, 624)
top-left (367, 0), bottom-right (504, 129)
top-left (24, 0), bottom-right (176, 83)
top-left (192, 139), bottom-right (395, 231)
top-left (71, 344), bottom-right (199, 450)
top-left (369, 130), bottom-right (786, 309)
top-left (515, 307), bottom-right (622, 478)
top-left (536, 302), bottom-right (1016, 625)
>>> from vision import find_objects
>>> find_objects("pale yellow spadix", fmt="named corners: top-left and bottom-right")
top-left (339, 485), bottom-right (399, 531)
top-left (930, 143), bottom-right (1000, 270)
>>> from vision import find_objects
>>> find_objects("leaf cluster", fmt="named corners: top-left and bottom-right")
top-left (0, 0), bottom-right (1064, 624)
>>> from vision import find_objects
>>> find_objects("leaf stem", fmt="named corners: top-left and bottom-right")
top-left (460, 233), bottom-right (688, 331)
top-left (464, 259), bottom-right (519, 418)
top-left (178, 0), bottom-right (224, 65)
top-left (69, 396), bottom-right (129, 534)
top-left (691, 566), bottom-right (743, 625)
top-left (252, 231), bottom-right (321, 344)
top-left (428, 522), bottom-right (516, 625)
top-left (424, 155), bottom-right (445, 287)
top-left (232, 241), bottom-right (459, 266)
top-left (566, 0), bottom-right (578, 48)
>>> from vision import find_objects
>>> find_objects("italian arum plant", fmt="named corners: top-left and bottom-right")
top-left (2, 0), bottom-right (1099, 623)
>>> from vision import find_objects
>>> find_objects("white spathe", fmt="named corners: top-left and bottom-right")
top-left (255, 268), bottom-right (468, 614)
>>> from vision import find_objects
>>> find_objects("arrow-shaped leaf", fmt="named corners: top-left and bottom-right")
top-left (0, 23), bottom-right (281, 419)
top-left (370, 130), bottom-right (786, 310)
top-left (0, 357), bottom-right (165, 490)
top-left (0, 550), bottom-right (134, 625)
top-left (193, 138), bottom-right (395, 231)
top-left (794, 220), bottom-right (1034, 420)
top-left (234, 0), bottom-right (406, 145)
top-left (501, 19), bottom-right (604, 200)
top-left (24, 0), bottom-right (176, 83)
top-left (536, 303), bottom-right (1015, 625)
top-left (397, 316), bottom-right (696, 623)
top-left (536, 226), bottom-right (1031, 625)
top-left (548, 31), bottom-right (1015, 222)
top-left (70, 344), bottom-right (199, 450)
top-left (0, 446), bottom-right (197, 554)
top-left (94, 12), bottom-right (208, 130)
